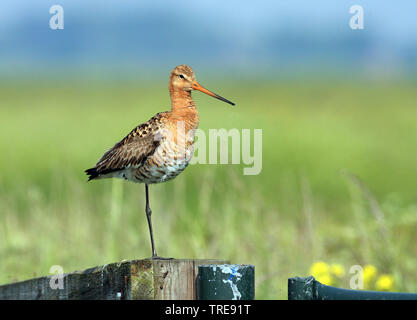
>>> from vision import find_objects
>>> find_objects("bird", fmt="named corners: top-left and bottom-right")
top-left (85, 65), bottom-right (235, 259)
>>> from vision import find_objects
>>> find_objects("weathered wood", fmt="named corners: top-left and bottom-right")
top-left (153, 259), bottom-right (225, 300)
top-left (0, 259), bottom-right (227, 300)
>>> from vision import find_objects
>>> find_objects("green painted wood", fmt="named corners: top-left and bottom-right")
top-left (288, 276), bottom-right (315, 300)
top-left (288, 276), bottom-right (417, 300)
top-left (198, 264), bottom-right (255, 300)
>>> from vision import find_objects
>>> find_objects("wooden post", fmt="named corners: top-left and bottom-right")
top-left (198, 264), bottom-right (255, 300)
top-left (0, 259), bottom-right (227, 300)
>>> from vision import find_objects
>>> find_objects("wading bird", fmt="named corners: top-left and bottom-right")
top-left (85, 65), bottom-right (234, 258)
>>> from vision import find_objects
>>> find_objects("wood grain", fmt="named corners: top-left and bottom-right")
top-left (0, 259), bottom-right (227, 300)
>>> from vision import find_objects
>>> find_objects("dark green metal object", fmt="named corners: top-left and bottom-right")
top-left (288, 276), bottom-right (417, 300)
top-left (198, 264), bottom-right (255, 300)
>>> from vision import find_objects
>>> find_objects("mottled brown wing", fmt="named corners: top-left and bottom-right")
top-left (85, 112), bottom-right (168, 181)
top-left (97, 133), bottom-right (160, 173)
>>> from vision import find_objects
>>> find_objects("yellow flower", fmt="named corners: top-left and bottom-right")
top-left (316, 274), bottom-right (334, 286)
top-left (330, 264), bottom-right (345, 278)
top-left (310, 261), bottom-right (329, 277)
top-left (375, 274), bottom-right (394, 291)
top-left (310, 262), bottom-right (334, 286)
top-left (363, 265), bottom-right (378, 288)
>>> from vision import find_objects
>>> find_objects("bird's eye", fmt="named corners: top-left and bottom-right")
top-left (179, 74), bottom-right (185, 79)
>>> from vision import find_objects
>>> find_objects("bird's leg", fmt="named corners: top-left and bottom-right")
top-left (145, 184), bottom-right (157, 258)
top-left (144, 184), bottom-right (174, 260)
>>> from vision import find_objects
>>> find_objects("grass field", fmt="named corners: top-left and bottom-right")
top-left (0, 80), bottom-right (416, 299)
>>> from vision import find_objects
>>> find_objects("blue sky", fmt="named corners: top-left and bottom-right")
top-left (0, 1), bottom-right (416, 78)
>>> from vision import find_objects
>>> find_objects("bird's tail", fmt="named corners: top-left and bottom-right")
top-left (85, 167), bottom-right (99, 181)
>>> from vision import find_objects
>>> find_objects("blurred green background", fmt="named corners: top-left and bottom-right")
top-left (1, 81), bottom-right (416, 299)
top-left (0, 1), bottom-right (417, 299)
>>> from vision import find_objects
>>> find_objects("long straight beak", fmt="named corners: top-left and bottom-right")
top-left (192, 81), bottom-right (235, 106)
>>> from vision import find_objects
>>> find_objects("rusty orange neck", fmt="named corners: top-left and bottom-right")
top-left (170, 88), bottom-right (193, 108)
top-left (169, 85), bottom-right (199, 130)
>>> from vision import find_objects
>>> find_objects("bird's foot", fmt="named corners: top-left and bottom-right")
top-left (149, 255), bottom-right (174, 260)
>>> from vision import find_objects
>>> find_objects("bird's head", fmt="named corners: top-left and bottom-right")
top-left (170, 65), bottom-right (235, 106)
